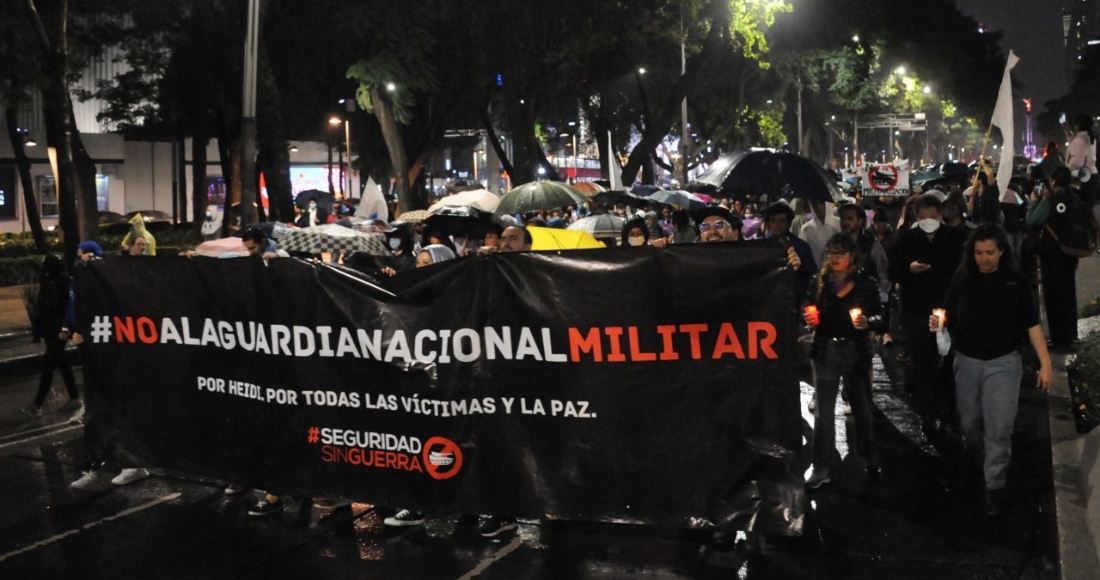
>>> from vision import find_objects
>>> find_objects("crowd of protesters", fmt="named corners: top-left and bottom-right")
top-left (25, 135), bottom-right (1095, 539)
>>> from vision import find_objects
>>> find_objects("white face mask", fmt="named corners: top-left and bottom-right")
top-left (309, 203), bottom-right (317, 211)
top-left (916, 218), bottom-right (941, 233)
top-left (388, 238), bottom-right (401, 250)
top-left (454, 238), bottom-right (467, 254)
top-left (627, 236), bottom-right (645, 247)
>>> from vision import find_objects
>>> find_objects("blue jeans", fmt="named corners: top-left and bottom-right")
top-left (811, 340), bottom-right (877, 472)
top-left (953, 351), bottom-right (1021, 490)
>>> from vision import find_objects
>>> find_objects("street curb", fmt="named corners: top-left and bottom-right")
top-left (0, 344), bottom-right (78, 381)
top-left (1051, 352), bottom-right (1100, 579)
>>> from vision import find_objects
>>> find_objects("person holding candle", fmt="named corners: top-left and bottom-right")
top-left (802, 233), bottom-right (886, 489)
top-left (933, 224), bottom-right (1052, 516)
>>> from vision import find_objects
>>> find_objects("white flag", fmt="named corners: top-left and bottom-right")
top-left (356, 177), bottom-right (390, 220)
top-left (608, 131), bottom-right (622, 190)
top-left (991, 50), bottom-right (1019, 193)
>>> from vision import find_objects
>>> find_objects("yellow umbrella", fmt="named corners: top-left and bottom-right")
top-left (528, 226), bottom-right (606, 251)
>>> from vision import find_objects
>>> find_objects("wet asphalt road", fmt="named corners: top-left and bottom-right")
top-left (0, 343), bottom-right (1058, 579)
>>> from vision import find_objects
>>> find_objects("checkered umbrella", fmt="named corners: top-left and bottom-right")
top-left (279, 224), bottom-right (389, 256)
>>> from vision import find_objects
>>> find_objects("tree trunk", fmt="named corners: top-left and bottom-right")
top-left (191, 136), bottom-right (209, 239)
top-left (479, 105), bottom-right (515, 182)
top-left (69, 102), bottom-right (100, 241)
top-left (256, 34), bottom-right (293, 223)
top-left (620, 6), bottom-right (729, 187)
top-left (23, 0), bottom-right (78, 262)
top-left (4, 107), bottom-right (47, 252)
top-left (371, 86), bottom-right (416, 211)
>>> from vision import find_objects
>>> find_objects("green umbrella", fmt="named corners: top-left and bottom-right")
top-left (496, 181), bottom-right (588, 215)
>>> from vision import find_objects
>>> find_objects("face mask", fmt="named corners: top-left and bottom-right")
top-left (916, 218), bottom-right (941, 233)
top-left (388, 238), bottom-right (401, 250)
top-left (628, 236), bottom-right (645, 247)
top-left (309, 203), bottom-right (317, 210)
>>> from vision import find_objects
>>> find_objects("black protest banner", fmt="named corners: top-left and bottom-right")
top-left (75, 242), bottom-right (805, 534)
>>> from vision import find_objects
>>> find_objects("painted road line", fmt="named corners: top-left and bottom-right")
top-left (0, 493), bottom-right (182, 562)
top-left (457, 534), bottom-right (524, 580)
top-left (0, 423), bottom-right (82, 451)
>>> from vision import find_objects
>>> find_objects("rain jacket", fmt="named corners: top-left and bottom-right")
top-left (120, 213), bottom-right (157, 255)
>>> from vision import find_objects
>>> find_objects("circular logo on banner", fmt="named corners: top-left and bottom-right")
top-left (423, 436), bottom-right (464, 480)
top-left (870, 165), bottom-right (899, 192)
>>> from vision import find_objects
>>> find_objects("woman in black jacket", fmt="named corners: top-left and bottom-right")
top-left (21, 255), bottom-right (80, 416)
top-left (803, 233), bottom-right (886, 489)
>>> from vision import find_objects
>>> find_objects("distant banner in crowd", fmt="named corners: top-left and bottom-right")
top-left (76, 244), bottom-right (804, 534)
top-left (861, 162), bottom-right (911, 197)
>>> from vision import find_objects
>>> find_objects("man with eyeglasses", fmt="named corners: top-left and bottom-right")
top-left (695, 206), bottom-right (743, 243)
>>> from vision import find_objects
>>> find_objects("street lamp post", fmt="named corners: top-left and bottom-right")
top-left (329, 103), bottom-right (353, 199)
top-left (344, 102), bottom-right (353, 199)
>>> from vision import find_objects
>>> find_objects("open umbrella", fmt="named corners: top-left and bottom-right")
top-left (591, 189), bottom-right (649, 209)
top-left (294, 189), bottom-right (336, 213)
top-left (423, 205), bottom-right (501, 238)
top-left (195, 237), bottom-right (250, 258)
top-left (572, 182), bottom-right (608, 196)
top-left (427, 189), bottom-right (501, 213)
top-left (232, 221), bottom-right (293, 239)
top-left (645, 189), bottom-right (707, 210)
top-left (279, 224), bottom-right (388, 256)
top-left (696, 150), bottom-right (840, 202)
top-left (335, 216), bottom-right (386, 233)
top-left (528, 226), bottom-right (605, 251)
top-left (395, 209), bottom-right (430, 223)
top-left (496, 181), bottom-right (588, 215)
top-left (566, 214), bottom-right (626, 238)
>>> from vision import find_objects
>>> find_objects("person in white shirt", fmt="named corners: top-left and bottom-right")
top-left (800, 200), bottom-right (841, 267)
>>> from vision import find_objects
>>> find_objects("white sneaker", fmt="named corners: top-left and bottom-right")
top-left (69, 405), bottom-right (85, 424)
top-left (384, 508), bottom-right (426, 526)
top-left (224, 482), bottom-right (247, 495)
top-left (111, 468), bottom-right (150, 486)
top-left (71, 470), bottom-right (113, 491)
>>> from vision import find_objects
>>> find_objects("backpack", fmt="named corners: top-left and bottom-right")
top-left (1044, 190), bottom-right (1098, 258)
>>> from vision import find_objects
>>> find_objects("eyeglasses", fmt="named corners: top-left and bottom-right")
top-left (698, 220), bottom-right (731, 232)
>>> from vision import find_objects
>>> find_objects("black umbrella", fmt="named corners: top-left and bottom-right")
top-left (645, 189), bottom-right (707, 210)
top-left (591, 190), bottom-right (648, 208)
top-left (423, 205), bottom-right (502, 238)
top-left (294, 189), bottom-right (336, 213)
top-left (696, 150), bottom-right (840, 202)
top-left (232, 221), bottom-right (289, 239)
top-left (940, 162), bottom-right (970, 178)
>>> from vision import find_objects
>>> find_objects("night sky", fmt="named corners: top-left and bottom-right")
top-left (956, 0), bottom-right (1070, 109)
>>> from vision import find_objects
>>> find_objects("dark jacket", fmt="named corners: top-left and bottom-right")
top-left (33, 256), bottom-right (71, 342)
top-left (888, 224), bottom-right (967, 315)
top-left (805, 268), bottom-right (886, 361)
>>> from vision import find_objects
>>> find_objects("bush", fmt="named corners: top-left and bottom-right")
top-left (1071, 332), bottom-right (1100, 433)
top-left (0, 255), bottom-right (45, 287)
top-left (0, 233), bottom-right (63, 258)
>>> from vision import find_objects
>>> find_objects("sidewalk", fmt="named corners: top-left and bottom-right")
top-left (0, 284), bottom-right (77, 379)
